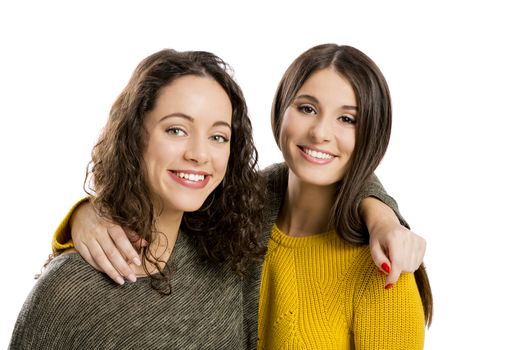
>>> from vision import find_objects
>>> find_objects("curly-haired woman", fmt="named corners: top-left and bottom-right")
top-left (9, 49), bottom-right (266, 349)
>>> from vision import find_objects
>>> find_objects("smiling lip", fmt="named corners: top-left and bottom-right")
top-left (298, 146), bottom-right (336, 165)
top-left (168, 170), bottom-right (211, 189)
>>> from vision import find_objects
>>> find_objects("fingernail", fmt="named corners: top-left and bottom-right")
top-left (381, 263), bottom-right (391, 274)
top-left (127, 274), bottom-right (137, 283)
top-left (133, 257), bottom-right (141, 266)
top-left (116, 276), bottom-right (125, 285)
top-left (385, 283), bottom-right (394, 290)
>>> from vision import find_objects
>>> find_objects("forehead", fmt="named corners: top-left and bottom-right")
top-left (297, 68), bottom-right (357, 106)
top-left (152, 75), bottom-right (233, 123)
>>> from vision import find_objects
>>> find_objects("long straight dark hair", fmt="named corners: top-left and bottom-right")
top-left (271, 44), bottom-right (433, 325)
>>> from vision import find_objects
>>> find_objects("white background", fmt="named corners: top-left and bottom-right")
top-left (1, 1), bottom-right (524, 348)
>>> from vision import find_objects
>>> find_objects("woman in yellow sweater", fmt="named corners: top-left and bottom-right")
top-left (256, 44), bottom-right (432, 349)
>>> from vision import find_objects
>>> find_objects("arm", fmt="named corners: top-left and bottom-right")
top-left (51, 200), bottom-right (143, 284)
top-left (10, 255), bottom-right (124, 348)
top-left (352, 271), bottom-right (425, 349)
top-left (52, 198), bottom-right (89, 253)
top-left (10, 255), bottom-right (88, 348)
top-left (358, 174), bottom-right (426, 287)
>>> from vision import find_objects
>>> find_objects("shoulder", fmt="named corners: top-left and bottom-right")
top-left (342, 245), bottom-right (423, 315)
top-left (37, 252), bottom-right (110, 293)
top-left (347, 247), bottom-right (421, 306)
top-left (345, 248), bottom-right (425, 347)
top-left (260, 162), bottom-right (288, 190)
top-left (29, 253), bottom-right (93, 294)
top-left (260, 163), bottom-right (288, 204)
top-left (17, 252), bottom-right (113, 316)
top-left (259, 163), bottom-right (288, 235)
top-left (10, 253), bottom-right (114, 344)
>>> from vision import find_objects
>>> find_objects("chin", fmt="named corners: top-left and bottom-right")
top-left (291, 167), bottom-right (337, 187)
top-left (305, 178), bottom-right (338, 187)
top-left (162, 196), bottom-right (208, 214)
top-left (182, 204), bottom-right (206, 212)
top-left (179, 201), bottom-right (207, 213)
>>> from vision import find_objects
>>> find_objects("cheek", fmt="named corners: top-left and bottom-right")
top-left (345, 138), bottom-right (356, 155)
top-left (339, 129), bottom-right (357, 156)
top-left (278, 109), bottom-right (295, 149)
top-left (143, 137), bottom-right (182, 177)
top-left (145, 141), bottom-right (168, 166)
top-left (210, 145), bottom-right (231, 190)
top-left (222, 149), bottom-right (231, 173)
top-left (213, 147), bottom-right (231, 177)
top-left (142, 144), bottom-right (157, 178)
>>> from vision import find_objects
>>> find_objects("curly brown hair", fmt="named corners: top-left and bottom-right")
top-left (86, 49), bottom-right (265, 293)
top-left (271, 44), bottom-right (432, 325)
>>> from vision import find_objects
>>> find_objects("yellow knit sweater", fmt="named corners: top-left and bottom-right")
top-left (257, 225), bottom-right (425, 349)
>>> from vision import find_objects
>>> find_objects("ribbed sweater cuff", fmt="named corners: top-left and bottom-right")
top-left (51, 197), bottom-right (90, 253)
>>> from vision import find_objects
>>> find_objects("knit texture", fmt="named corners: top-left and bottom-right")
top-left (10, 231), bottom-right (247, 349)
top-left (257, 225), bottom-right (425, 349)
top-left (52, 197), bottom-right (88, 252)
top-left (44, 162), bottom-right (404, 348)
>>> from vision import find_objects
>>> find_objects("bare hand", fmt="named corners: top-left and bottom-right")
top-left (360, 197), bottom-right (426, 288)
top-left (369, 224), bottom-right (426, 287)
top-left (71, 202), bottom-right (146, 284)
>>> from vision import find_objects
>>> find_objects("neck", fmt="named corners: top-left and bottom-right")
top-left (131, 208), bottom-right (183, 277)
top-left (276, 170), bottom-right (336, 237)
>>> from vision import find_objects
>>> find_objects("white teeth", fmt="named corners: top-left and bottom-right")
top-left (304, 148), bottom-right (334, 160)
top-left (176, 172), bottom-right (205, 182)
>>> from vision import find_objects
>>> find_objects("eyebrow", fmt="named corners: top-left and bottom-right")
top-left (160, 113), bottom-right (232, 129)
top-left (294, 94), bottom-right (358, 111)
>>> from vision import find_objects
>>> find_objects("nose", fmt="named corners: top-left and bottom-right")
top-left (308, 115), bottom-right (331, 143)
top-left (184, 137), bottom-right (209, 164)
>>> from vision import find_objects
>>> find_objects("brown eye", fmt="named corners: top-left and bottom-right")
top-left (338, 115), bottom-right (356, 124)
top-left (298, 105), bottom-right (316, 115)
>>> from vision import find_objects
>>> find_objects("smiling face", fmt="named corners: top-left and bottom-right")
top-left (279, 67), bottom-right (358, 187)
top-left (143, 74), bottom-right (232, 215)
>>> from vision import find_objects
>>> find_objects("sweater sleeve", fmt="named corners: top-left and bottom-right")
top-left (51, 198), bottom-right (89, 254)
top-left (351, 268), bottom-right (426, 349)
top-left (9, 255), bottom-right (81, 349)
top-left (359, 173), bottom-right (409, 228)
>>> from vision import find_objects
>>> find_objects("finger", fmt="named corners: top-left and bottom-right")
top-left (107, 225), bottom-right (142, 266)
top-left (75, 243), bottom-right (103, 272)
top-left (95, 230), bottom-right (137, 282)
top-left (369, 238), bottom-right (391, 274)
top-left (406, 250), bottom-right (423, 273)
top-left (401, 235), bottom-right (425, 273)
top-left (77, 241), bottom-right (125, 285)
top-left (415, 237), bottom-right (426, 269)
top-left (408, 232), bottom-right (425, 271)
top-left (385, 260), bottom-right (402, 287)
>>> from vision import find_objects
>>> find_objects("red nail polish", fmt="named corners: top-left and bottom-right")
top-left (385, 283), bottom-right (394, 290)
top-left (381, 263), bottom-right (391, 274)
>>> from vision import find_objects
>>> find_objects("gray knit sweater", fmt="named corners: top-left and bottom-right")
top-left (10, 163), bottom-right (402, 349)
top-left (9, 231), bottom-right (246, 349)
